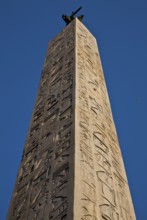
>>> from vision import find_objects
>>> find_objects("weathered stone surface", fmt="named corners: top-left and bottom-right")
top-left (7, 19), bottom-right (136, 220)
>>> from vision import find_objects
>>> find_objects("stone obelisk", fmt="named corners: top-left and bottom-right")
top-left (7, 18), bottom-right (136, 220)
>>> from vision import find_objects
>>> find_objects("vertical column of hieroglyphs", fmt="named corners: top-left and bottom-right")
top-left (7, 22), bottom-right (75, 220)
top-left (74, 19), bottom-right (102, 220)
top-left (75, 19), bottom-right (136, 220)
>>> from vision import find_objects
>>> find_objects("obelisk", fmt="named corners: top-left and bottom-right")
top-left (7, 18), bottom-right (136, 220)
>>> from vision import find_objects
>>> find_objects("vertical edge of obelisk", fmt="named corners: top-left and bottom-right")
top-left (73, 18), bottom-right (81, 220)
top-left (66, 18), bottom-right (76, 220)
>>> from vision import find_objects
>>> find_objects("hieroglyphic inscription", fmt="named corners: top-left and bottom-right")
top-left (75, 19), bottom-right (136, 220)
top-left (8, 18), bottom-right (136, 220)
top-left (7, 21), bottom-right (75, 220)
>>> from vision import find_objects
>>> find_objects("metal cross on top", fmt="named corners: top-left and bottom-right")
top-left (62, 7), bottom-right (84, 25)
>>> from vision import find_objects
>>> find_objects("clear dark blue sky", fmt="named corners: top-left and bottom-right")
top-left (0, 1), bottom-right (147, 219)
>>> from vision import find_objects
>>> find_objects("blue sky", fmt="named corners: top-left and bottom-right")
top-left (0, 0), bottom-right (147, 219)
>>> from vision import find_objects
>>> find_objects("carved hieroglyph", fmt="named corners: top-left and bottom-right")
top-left (7, 19), bottom-right (136, 220)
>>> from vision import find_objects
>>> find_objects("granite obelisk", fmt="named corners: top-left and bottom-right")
top-left (7, 18), bottom-right (136, 220)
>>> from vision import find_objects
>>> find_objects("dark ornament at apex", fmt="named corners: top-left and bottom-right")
top-left (62, 7), bottom-right (84, 25)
